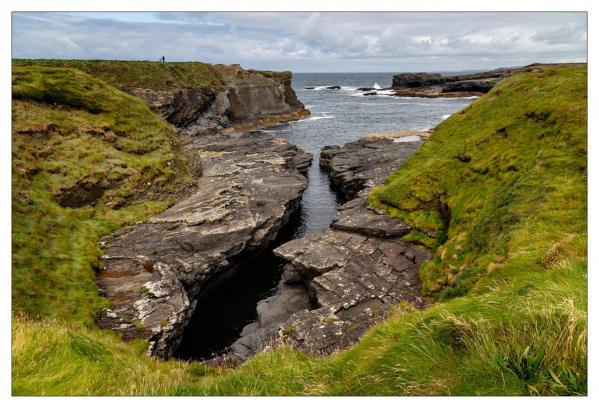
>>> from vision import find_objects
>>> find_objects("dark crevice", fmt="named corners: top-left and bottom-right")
top-left (173, 208), bottom-right (303, 361)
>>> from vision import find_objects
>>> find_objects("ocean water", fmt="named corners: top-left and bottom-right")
top-left (175, 73), bottom-right (476, 360)
top-left (263, 72), bottom-right (475, 238)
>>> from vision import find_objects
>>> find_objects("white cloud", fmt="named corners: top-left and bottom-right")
top-left (11, 11), bottom-right (587, 72)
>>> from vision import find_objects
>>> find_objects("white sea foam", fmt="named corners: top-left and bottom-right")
top-left (393, 135), bottom-right (422, 143)
top-left (373, 82), bottom-right (382, 89)
top-left (306, 85), bottom-right (356, 91)
top-left (440, 114), bottom-right (451, 120)
top-left (260, 128), bottom-right (290, 134)
top-left (297, 113), bottom-right (335, 122)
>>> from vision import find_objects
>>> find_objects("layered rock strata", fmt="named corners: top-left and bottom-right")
top-left (96, 132), bottom-right (312, 359)
top-left (320, 130), bottom-right (431, 200)
top-left (225, 131), bottom-right (432, 362)
top-left (127, 64), bottom-right (310, 134)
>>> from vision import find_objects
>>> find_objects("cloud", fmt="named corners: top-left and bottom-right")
top-left (11, 11), bottom-right (587, 72)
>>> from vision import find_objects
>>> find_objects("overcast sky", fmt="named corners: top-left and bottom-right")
top-left (12, 11), bottom-right (587, 72)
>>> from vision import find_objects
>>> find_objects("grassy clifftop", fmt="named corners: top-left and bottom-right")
top-left (13, 59), bottom-right (226, 91)
top-left (367, 65), bottom-right (587, 300)
top-left (12, 66), bottom-right (193, 321)
top-left (12, 65), bottom-right (587, 395)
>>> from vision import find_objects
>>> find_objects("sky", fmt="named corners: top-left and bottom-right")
top-left (11, 11), bottom-right (587, 72)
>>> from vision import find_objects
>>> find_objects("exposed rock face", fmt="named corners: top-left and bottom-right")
top-left (96, 132), bottom-right (312, 359)
top-left (224, 130), bottom-right (432, 361)
top-left (272, 224), bottom-right (429, 355)
top-left (126, 88), bottom-right (216, 128)
top-left (320, 130), bottom-right (431, 200)
top-left (126, 64), bottom-right (310, 134)
top-left (441, 79), bottom-right (498, 93)
top-left (392, 72), bottom-right (443, 88)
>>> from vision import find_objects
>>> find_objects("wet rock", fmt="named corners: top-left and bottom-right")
top-left (326, 85), bottom-right (341, 90)
top-left (96, 132), bottom-right (312, 359)
top-left (257, 283), bottom-right (310, 327)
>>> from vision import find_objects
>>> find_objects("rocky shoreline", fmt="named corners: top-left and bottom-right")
top-left (216, 130), bottom-right (433, 365)
top-left (95, 64), bottom-right (462, 364)
top-left (95, 65), bottom-right (312, 359)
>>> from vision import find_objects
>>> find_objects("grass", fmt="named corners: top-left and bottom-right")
top-left (12, 65), bottom-right (587, 395)
top-left (368, 65), bottom-right (587, 300)
top-left (12, 59), bottom-right (226, 91)
top-left (12, 267), bottom-right (586, 395)
top-left (12, 65), bottom-right (193, 322)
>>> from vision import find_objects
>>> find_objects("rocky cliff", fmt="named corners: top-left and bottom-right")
top-left (97, 132), bottom-right (311, 359)
top-left (127, 64), bottom-right (309, 134)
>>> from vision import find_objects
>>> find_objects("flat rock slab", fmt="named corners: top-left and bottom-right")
top-left (270, 221), bottom-right (430, 355)
top-left (96, 132), bottom-right (311, 359)
top-left (331, 198), bottom-right (412, 238)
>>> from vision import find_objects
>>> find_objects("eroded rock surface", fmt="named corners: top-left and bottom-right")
top-left (272, 229), bottom-right (429, 355)
top-left (225, 130), bottom-right (432, 361)
top-left (96, 132), bottom-right (312, 359)
top-left (320, 130), bottom-right (430, 199)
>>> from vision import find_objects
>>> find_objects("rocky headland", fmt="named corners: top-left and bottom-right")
top-left (127, 64), bottom-right (310, 134)
top-left (362, 63), bottom-right (584, 98)
top-left (218, 130), bottom-right (433, 364)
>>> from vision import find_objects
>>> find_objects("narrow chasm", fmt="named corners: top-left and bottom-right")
top-left (173, 211), bottom-right (302, 360)
top-left (174, 154), bottom-right (346, 361)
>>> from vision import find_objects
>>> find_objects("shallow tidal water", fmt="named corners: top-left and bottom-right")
top-left (174, 73), bottom-right (474, 360)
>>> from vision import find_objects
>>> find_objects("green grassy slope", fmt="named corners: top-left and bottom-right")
top-left (12, 66), bottom-right (193, 322)
top-left (12, 65), bottom-right (587, 396)
top-left (12, 59), bottom-right (225, 91)
top-left (367, 66), bottom-right (587, 300)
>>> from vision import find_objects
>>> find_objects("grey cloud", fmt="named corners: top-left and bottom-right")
top-left (12, 11), bottom-right (587, 72)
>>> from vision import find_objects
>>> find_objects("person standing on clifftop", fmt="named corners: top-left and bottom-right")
top-left (161, 56), bottom-right (165, 63)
